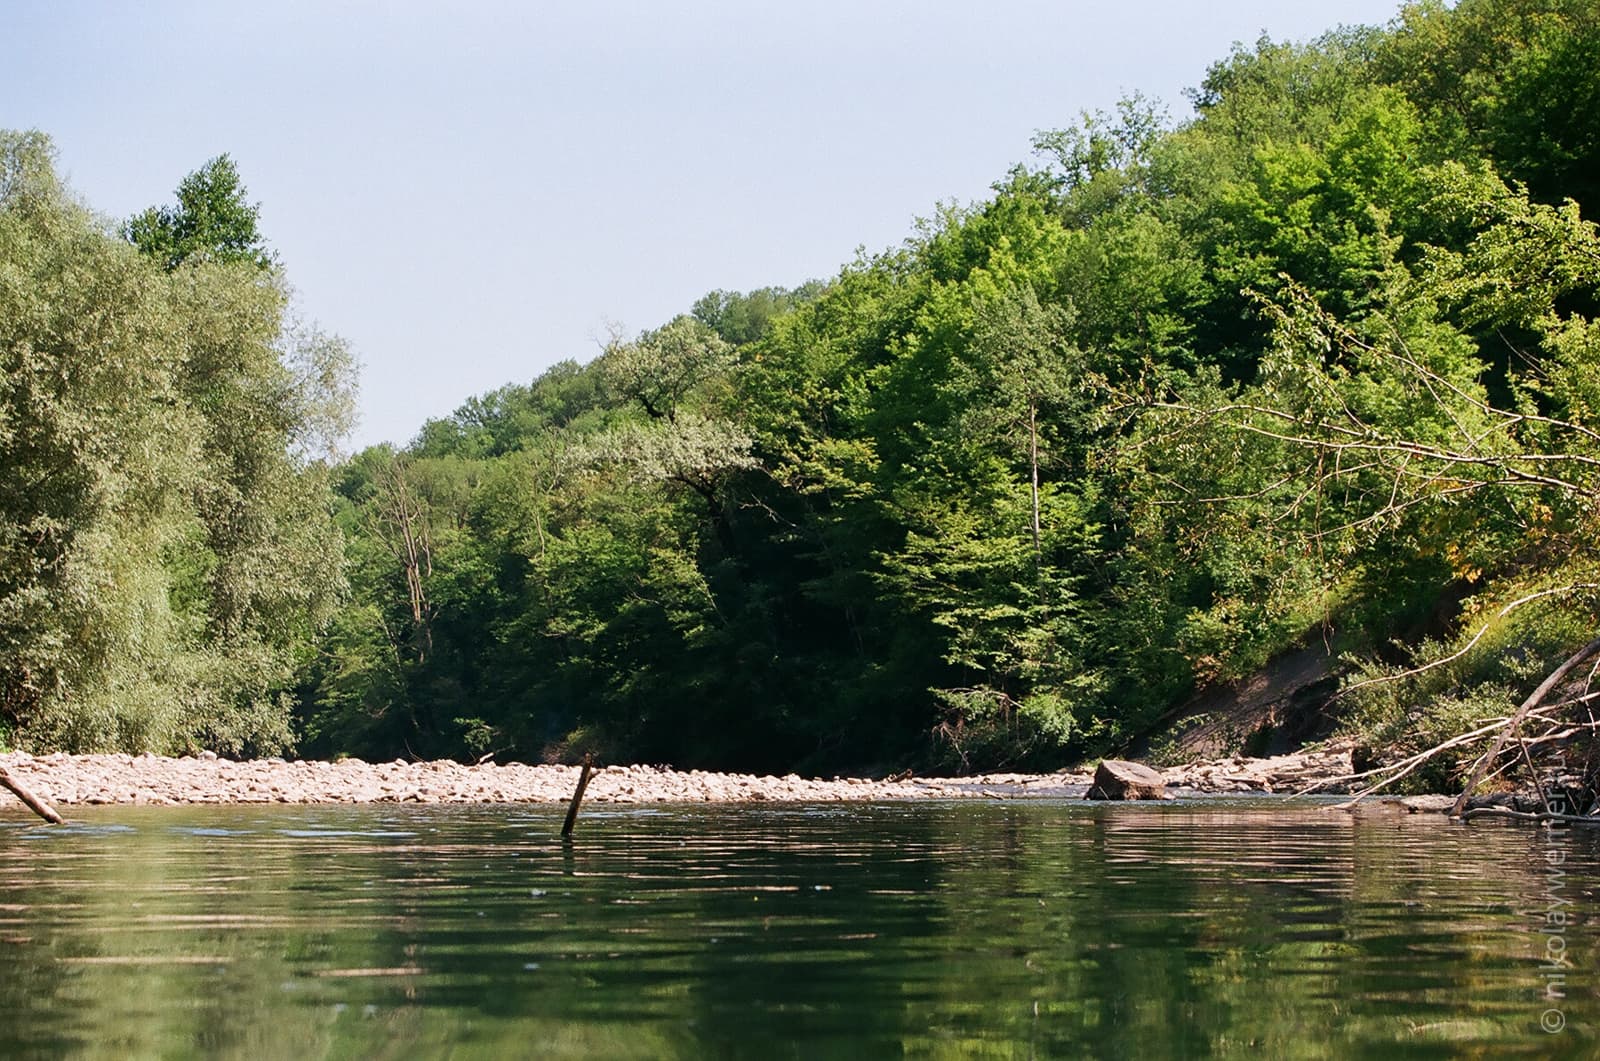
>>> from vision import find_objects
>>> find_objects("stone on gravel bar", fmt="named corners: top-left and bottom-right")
top-left (1087, 760), bottom-right (1170, 801)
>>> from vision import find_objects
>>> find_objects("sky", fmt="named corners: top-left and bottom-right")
top-left (11, 0), bottom-right (1407, 451)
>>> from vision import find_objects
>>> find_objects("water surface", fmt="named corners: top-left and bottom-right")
top-left (0, 799), bottom-right (1593, 1058)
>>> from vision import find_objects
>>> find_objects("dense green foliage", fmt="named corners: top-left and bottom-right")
top-left (291, 0), bottom-right (1600, 772)
top-left (7, 0), bottom-right (1600, 776)
top-left (0, 135), bottom-right (351, 754)
top-left (124, 155), bottom-right (277, 272)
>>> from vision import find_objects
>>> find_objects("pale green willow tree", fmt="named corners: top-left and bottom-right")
top-left (0, 131), bottom-right (199, 749)
top-left (596, 316), bottom-right (755, 553)
top-left (0, 132), bottom-right (350, 753)
top-left (600, 315), bottom-right (736, 423)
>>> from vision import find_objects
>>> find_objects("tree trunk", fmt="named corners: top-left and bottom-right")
top-left (1029, 400), bottom-right (1041, 568)
top-left (370, 458), bottom-right (434, 662)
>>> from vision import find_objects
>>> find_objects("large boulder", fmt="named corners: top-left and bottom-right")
top-left (1086, 759), bottom-right (1170, 801)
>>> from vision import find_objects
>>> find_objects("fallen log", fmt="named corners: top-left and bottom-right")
top-left (0, 765), bottom-right (65, 824)
top-left (1459, 806), bottom-right (1600, 827)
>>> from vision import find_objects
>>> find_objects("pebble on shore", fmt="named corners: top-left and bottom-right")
top-left (0, 747), bottom-right (1362, 809)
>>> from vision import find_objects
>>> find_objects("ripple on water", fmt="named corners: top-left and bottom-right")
top-left (0, 799), bottom-right (1588, 1059)
top-left (274, 829), bottom-right (419, 839)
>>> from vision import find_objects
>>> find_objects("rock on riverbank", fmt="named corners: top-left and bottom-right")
top-left (0, 747), bottom-right (1358, 809)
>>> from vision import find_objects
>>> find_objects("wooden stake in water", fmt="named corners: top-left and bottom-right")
top-left (561, 755), bottom-right (594, 838)
top-left (0, 765), bottom-right (65, 824)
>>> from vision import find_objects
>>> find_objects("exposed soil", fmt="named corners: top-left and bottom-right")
top-left (1135, 643), bottom-right (1344, 762)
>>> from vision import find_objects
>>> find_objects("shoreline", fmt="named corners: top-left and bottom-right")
top-left (0, 747), bottom-right (1367, 809)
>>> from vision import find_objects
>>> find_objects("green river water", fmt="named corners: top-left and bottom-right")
top-left (0, 798), bottom-right (1593, 1059)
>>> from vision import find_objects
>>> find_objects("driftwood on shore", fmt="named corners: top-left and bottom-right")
top-left (0, 765), bottom-right (65, 824)
top-left (1459, 805), bottom-right (1600, 826)
top-left (1301, 675), bottom-right (1600, 821)
top-left (1450, 634), bottom-right (1600, 818)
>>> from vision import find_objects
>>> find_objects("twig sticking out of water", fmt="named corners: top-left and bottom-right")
top-left (561, 755), bottom-right (594, 839)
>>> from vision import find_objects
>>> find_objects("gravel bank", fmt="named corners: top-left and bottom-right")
top-left (0, 747), bottom-right (1358, 810)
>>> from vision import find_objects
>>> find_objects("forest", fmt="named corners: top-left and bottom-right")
top-left (4, 0), bottom-right (1599, 785)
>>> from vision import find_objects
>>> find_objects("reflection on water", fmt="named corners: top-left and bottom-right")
top-left (0, 799), bottom-right (1594, 1058)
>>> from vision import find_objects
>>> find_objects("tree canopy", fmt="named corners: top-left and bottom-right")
top-left (8, 0), bottom-right (1600, 788)
top-left (125, 154), bottom-right (275, 272)
top-left (0, 135), bottom-right (350, 754)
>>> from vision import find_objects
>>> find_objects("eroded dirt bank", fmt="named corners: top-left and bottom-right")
top-left (0, 746), bottom-right (1365, 809)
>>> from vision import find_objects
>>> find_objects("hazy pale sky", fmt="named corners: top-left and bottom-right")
top-left (12, 0), bottom-right (1405, 450)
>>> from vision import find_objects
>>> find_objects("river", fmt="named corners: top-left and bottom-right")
top-left (0, 798), bottom-right (1591, 1058)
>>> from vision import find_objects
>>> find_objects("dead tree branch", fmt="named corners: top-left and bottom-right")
top-left (1449, 634), bottom-right (1600, 816)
